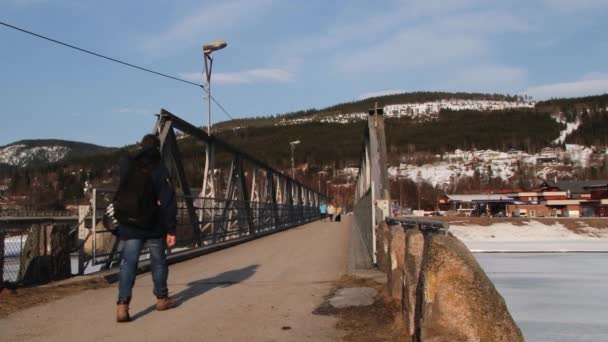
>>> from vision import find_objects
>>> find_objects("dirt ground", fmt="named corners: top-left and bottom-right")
top-left (314, 275), bottom-right (407, 342)
top-left (0, 278), bottom-right (111, 318)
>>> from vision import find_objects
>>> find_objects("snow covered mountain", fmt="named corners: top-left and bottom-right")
top-left (275, 99), bottom-right (535, 126)
top-left (0, 140), bottom-right (115, 168)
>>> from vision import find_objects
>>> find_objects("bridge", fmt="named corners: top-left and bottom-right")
top-left (0, 108), bottom-right (382, 341)
top-left (1, 107), bottom-right (522, 341)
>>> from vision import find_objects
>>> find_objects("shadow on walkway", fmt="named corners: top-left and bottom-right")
top-left (131, 264), bottom-right (259, 321)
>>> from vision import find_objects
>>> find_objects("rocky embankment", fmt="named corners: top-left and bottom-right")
top-left (377, 222), bottom-right (524, 341)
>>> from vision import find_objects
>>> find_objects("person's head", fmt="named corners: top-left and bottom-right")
top-left (141, 134), bottom-right (160, 150)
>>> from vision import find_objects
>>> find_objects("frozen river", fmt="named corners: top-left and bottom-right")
top-left (476, 253), bottom-right (608, 342)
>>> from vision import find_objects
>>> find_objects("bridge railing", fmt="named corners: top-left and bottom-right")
top-left (85, 180), bottom-right (323, 270)
top-left (2, 109), bottom-right (327, 286)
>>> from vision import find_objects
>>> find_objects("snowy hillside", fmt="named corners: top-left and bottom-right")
top-left (276, 99), bottom-right (534, 126)
top-left (0, 140), bottom-right (115, 168)
top-left (385, 145), bottom-right (603, 189)
top-left (0, 144), bottom-right (70, 167)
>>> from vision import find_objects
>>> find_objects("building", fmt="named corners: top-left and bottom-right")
top-left (441, 182), bottom-right (608, 217)
top-left (439, 194), bottom-right (514, 216)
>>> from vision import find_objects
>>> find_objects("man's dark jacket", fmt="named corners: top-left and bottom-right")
top-left (117, 146), bottom-right (177, 240)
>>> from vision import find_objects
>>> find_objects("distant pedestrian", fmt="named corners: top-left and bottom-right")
top-left (114, 134), bottom-right (177, 323)
top-left (319, 203), bottom-right (328, 221)
top-left (328, 203), bottom-right (335, 222)
top-left (335, 206), bottom-right (342, 222)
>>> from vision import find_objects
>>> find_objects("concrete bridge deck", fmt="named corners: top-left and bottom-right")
top-left (0, 217), bottom-right (352, 342)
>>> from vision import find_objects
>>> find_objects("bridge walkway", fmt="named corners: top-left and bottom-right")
top-left (0, 217), bottom-right (352, 342)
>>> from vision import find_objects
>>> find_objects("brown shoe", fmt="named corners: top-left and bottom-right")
top-left (156, 297), bottom-right (176, 311)
top-left (116, 304), bottom-right (131, 322)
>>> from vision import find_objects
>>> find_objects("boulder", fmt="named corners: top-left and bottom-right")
top-left (387, 225), bottom-right (405, 301)
top-left (19, 224), bottom-right (73, 285)
top-left (84, 220), bottom-right (116, 255)
top-left (19, 224), bottom-right (51, 284)
top-left (50, 224), bottom-right (72, 280)
top-left (419, 234), bottom-right (524, 342)
top-left (376, 221), bottom-right (391, 272)
top-left (402, 227), bottom-right (425, 337)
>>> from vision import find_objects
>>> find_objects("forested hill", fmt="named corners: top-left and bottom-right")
top-left (213, 91), bottom-right (524, 130)
top-left (215, 109), bottom-right (562, 169)
top-left (1, 92), bottom-right (607, 211)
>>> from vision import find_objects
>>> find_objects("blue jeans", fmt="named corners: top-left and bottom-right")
top-left (117, 238), bottom-right (168, 304)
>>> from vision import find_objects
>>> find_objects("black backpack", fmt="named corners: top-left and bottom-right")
top-left (113, 156), bottom-right (159, 229)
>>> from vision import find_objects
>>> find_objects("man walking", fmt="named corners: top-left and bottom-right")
top-left (115, 134), bottom-right (177, 322)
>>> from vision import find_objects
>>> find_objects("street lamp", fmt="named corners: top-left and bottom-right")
top-left (289, 140), bottom-right (300, 179)
top-left (202, 40), bottom-right (227, 135)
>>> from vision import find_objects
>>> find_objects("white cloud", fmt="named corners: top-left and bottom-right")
top-left (523, 75), bottom-right (608, 100)
top-left (274, 5), bottom-right (530, 74)
top-left (337, 29), bottom-right (487, 72)
top-left (141, 0), bottom-right (274, 53)
top-left (179, 68), bottom-right (293, 85)
top-left (359, 89), bottom-right (407, 100)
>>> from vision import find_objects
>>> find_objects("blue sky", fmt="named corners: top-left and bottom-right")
top-left (1, 0), bottom-right (607, 147)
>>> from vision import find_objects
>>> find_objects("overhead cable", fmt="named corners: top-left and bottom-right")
top-left (0, 20), bottom-right (236, 121)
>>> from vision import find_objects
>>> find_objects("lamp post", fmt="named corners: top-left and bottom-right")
top-left (289, 140), bottom-right (300, 179)
top-left (203, 40), bottom-right (227, 135)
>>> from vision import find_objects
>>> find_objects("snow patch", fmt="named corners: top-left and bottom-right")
top-left (552, 116), bottom-right (581, 145)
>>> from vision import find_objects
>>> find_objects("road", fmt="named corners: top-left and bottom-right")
top-left (0, 217), bottom-right (352, 342)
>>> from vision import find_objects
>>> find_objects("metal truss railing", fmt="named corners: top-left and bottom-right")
top-left (80, 108), bottom-right (327, 270)
top-left (84, 189), bottom-right (321, 270)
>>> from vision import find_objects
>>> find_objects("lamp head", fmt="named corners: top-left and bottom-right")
top-left (203, 40), bottom-right (227, 55)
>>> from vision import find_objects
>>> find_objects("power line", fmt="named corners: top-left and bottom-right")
top-left (0, 20), bottom-right (236, 121)
top-left (0, 21), bottom-right (204, 88)
top-left (211, 96), bottom-right (235, 121)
